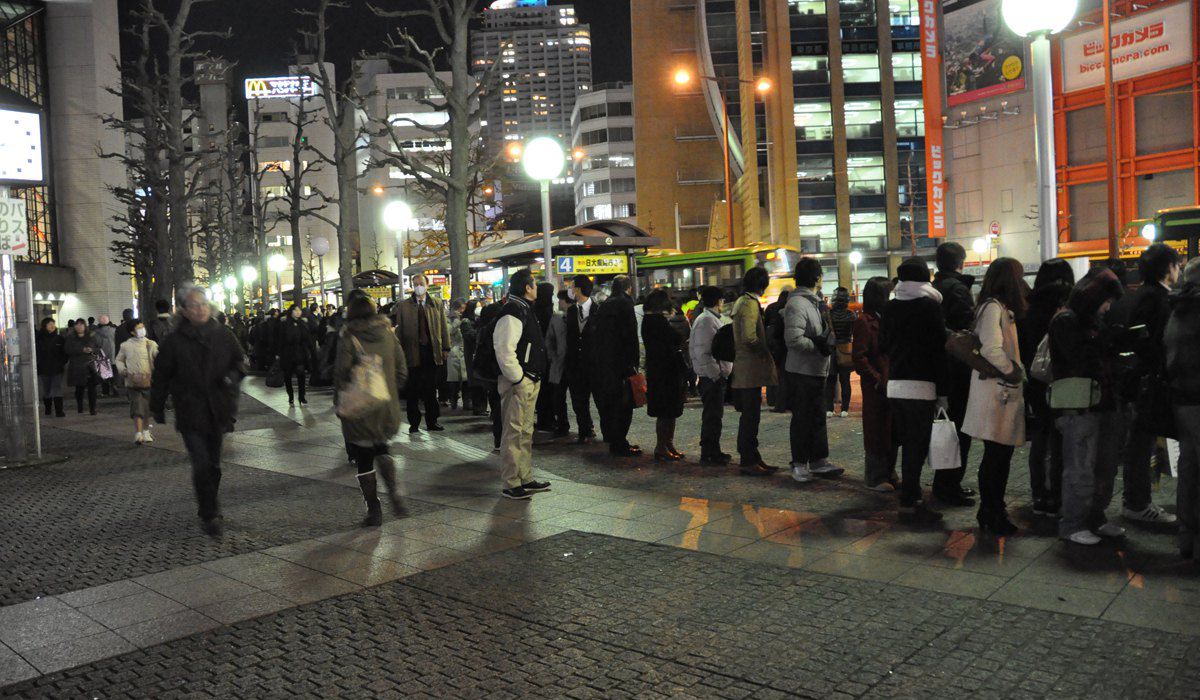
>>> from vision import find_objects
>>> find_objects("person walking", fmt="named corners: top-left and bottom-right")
top-left (445, 299), bottom-right (469, 410)
top-left (394, 274), bottom-right (450, 433)
top-left (1050, 269), bottom-right (1126, 546)
top-left (1017, 258), bottom-right (1074, 516)
top-left (35, 318), bottom-right (67, 418)
top-left (931, 242), bottom-right (978, 507)
top-left (593, 275), bottom-right (641, 456)
top-left (642, 289), bottom-right (687, 462)
top-left (1167, 258), bottom-right (1200, 560)
top-left (64, 319), bottom-right (99, 415)
top-left (852, 277), bottom-right (897, 491)
top-left (335, 295), bottom-right (409, 526)
top-left (544, 290), bottom-right (571, 438)
top-left (93, 315), bottom-right (118, 396)
top-left (962, 258), bottom-right (1028, 535)
top-left (882, 258), bottom-right (949, 523)
top-left (690, 286), bottom-right (732, 465)
top-left (825, 287), bottom-right (856, 417)
top-left (493, 269), bottom-right (552, 499)
top-left (146, 299), bottom-right (174, 343)
top-left (784, 258), bottom-right (844, 483)
top-left (114, 321), bottom-right (159, 444)
top-left (151, 285), bottom-right (246, 537)
top-left (732, 266), bottom-right (779, 476)
top-left (564, 274), bottom-right (599, 443)
top-left (277, 304), bottom-right (316, 406)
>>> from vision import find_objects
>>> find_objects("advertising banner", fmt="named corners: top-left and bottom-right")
top-left (943, 0), bottom-right (1027, 106)
top-left (244, 76), bottom-right (318, 101)
top-left (919, 0), bottom-right (947, 238)
top-left (1061, 1), bottom-right (1193, 92)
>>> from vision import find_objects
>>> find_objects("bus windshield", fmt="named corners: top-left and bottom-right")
top-left (757, 248), bottom-right (801, 278)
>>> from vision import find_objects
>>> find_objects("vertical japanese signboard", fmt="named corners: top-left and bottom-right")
top-left (919, 0), bottom-right (947, 238)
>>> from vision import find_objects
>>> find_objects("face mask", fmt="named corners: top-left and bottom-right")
top-left (136, 327), bottom-right (147, 339)
top-left (414, 285), bottom-right (427, 297)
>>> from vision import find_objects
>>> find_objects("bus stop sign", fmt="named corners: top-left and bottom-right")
top-left (556, 255), bottom-right (628, 276)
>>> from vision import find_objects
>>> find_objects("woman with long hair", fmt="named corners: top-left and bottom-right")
top-left (852, 277), bottom-right (897, 491)
top-left (641, 289), bottom-right (688, 461)
top-left (962, 257), bottom-right (1029, 535)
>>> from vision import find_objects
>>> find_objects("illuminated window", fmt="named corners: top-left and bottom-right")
top-left (892, 52), bottom-right (921, 81)
top-left (850, 210), bottom-right (888, 250)
top-left (794, 100), bottom-right (833, 141)
top-left (847, 154), bottom-right (885, 195)
top-left (844, 99), bottom-right (882, 139)
top-left (792, 56), bottom-right (830, 85)
top-left (842, 54), bottom-right (880, 83)
top-left (894, 99), bottom-right (924, 137)
top-left (790, 0), bottom-right (827, 16)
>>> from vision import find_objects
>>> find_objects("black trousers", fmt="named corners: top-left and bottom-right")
top-left (181, 431), bottom-right (225, 521)
top-left (788, 373), bottom-right (829, 465)
top-left (283, 368), bottom-right (306, 402)
top-left (734, 387), bottom-right (763, 464)
top-left (698, 376), bottom-right (726, 458)
top-left (74, 376), bottom-right (97, 413)
top-left (935, 361), bottom-right (973, 495)
top-left (978, 440), bottom-right (1016, 516)
top-left (824, 364), bottom-right (852, 413)
top-left (1028, 414), bottom-right (1064, 505)
top-left (549, 382), bottom-right (570, 433)
top-left (489, 387), bottom-right (503, 448)
top-left (597, 375), bottom-right (633, 451)
top-left (568, 370), bottom-right (596, 438)
top-left (407, 345), bottom-right (441, 428)
top-left (890, 398), bottom-right (937, 506)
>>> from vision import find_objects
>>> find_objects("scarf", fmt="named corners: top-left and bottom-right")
top-left (894, 281), bottom-right (943, 303)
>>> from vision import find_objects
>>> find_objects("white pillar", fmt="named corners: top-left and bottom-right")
top-left (1031, 34), bottom-right (1058, 261)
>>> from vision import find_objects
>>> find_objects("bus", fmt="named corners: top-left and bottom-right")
top-left (635, 243), bottom-right (802, 305)
top-left (1058, 206), bottom-right (1200, 283)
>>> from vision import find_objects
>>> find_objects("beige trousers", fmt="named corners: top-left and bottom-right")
top-left (500, 379), bottom-right (541, 488)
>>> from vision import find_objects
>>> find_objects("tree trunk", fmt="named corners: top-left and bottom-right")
top-left (335, 102), bottom-right (356, 300)
top-left (290, 197), bottom-right (304, 307)
top-left (165, 5), bottom-right (193, 294)
top-left (447, 10), bottom-right (472, 303)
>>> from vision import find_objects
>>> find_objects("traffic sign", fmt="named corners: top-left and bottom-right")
top-left (0, 197), bottom-right (28, 255)
top-left (989, 220), bottom-right (1001, 237)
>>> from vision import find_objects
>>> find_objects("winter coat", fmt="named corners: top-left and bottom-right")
top-left (35, 329), bottom-right (67, 377)
top-left (641, 313), bottom-right (686, 418)
top-left (689, 308), bottom-right (731, 380)
top-left (783, 288), bottom-right (830, 377)
top-left (446, 316), bottom-right (469, 383)
top-left (962, 300), bottom-right (1026, 446)
top-left (1048, 310), bottom-right (1115, 412)
top-left (1166, 282), bottom-right (1200, 406)
top-left (146, 313), bottom-right (174, 343)
top-left (394, 295), bottom-right (449, 367)
top-left (63, 331), bottom-right (98, 387)
top-left (276, 316), bottom-right (316, 372)
top-left (335, 315), bottom-right (409, 444)
top-left (93, 324), bottom-right (117, 364)
top-left (592, 293), bottom-right (639, 382)
top-left (881, 282), bottom-right (948, 399)
top-left (114, 337), bottom-right (159, 386)
top-left (544, 312), bottom-right (568, 385)
top-left (851, 311), bottom-right (887, 397)
top-left (1018, 281), bottom-right (1071, 419)
top-left (150, 318), bottom-right (246, 434)
top-left (933, 270), bottom-right (976, 332)
top-left (731, 293), bottom-right (777, 389)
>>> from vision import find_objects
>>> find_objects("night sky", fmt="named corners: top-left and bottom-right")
top-left (118, 0), bottom-right (632, 87)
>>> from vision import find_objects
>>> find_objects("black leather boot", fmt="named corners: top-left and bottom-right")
top-left (375, 455), bottom-right (407, 516)
top-left (357, 471), bottom-right (382, 526)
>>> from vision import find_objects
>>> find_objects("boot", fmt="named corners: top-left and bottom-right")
top-left (54, 397), bottom-right (65, 417)
top-left (357, 471), bottom-right (383, 526)
top-left (375, 455), bottom-right (408, 516)
top-left (43, 399), bottom-right (52, 416)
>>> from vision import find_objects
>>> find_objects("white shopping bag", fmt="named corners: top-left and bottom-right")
top-left (929, 407), bottom-right (961, 471)
top-left (1167, 439), bottom-right (1180, 479)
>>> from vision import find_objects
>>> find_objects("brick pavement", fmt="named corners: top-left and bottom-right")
top-left (5, 532), bottom-right (1200, 699)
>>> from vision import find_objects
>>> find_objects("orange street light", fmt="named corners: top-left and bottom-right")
top-left (371, 184), bottom-right (385, 196)
top-left (506, 142), bottom-right (524, 160)
top-left (572, 147), bottom-right (586, 161)
top-left (755, 77), bottom-right (772, 93)
top-left (673, 68), bottom-right (691, 86)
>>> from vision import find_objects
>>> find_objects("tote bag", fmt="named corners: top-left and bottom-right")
top-left (336, 336), bottom-right (391, 420)
top-left (929, 407), bottom-right (961, 471)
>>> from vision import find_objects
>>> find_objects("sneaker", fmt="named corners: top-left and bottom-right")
top-left (810, 460), bottom-right (845, 478)
top-left (825, 411), bottom-right (834, 418)
top-left (790, 463), bottom-right (813, 483)
top-left (502, 486), bottom-right (531, 500)
top-left (839, 411), bottom-right (849, 418)
top-left (1122, 504), bottom-right (1178, 524)
top-left (1064, 530), bottom-right (1101, 546)
top-left (134, 432), bottom-right (144, 445)
top-left (1097, 522), bottom-right (1126, 537)
top-left (142, 431), bottom-right (154, 444)
top-left (522, 480), bottom-right (551, 493)
top-left (867, 482), bottom-right (896, 493)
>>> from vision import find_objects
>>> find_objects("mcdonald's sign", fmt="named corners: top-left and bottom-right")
top-left (244, 76), bottom-right (318, 100)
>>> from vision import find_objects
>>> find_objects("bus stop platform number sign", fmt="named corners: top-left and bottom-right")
top-left (0, 197), bottom-right (28, 255)
top-left (556, 255), bottom-right (628, 275)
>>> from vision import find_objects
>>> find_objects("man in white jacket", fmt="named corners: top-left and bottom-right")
top-left (493, 269), bottom-right (552, 500)
top-left (689, 286), bottom-right (733, 465)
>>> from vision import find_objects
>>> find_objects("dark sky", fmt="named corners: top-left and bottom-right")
top-left (118, 0), bottom-right (631, 86)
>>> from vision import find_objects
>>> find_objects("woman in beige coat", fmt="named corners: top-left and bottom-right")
top-left (962, 258), bottom-right (1028, 535)
top-left (114, 321), bottom-right (159, 444)
top-left (731, 266), bottom-right (779, 475)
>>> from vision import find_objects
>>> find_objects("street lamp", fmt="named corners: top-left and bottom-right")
top-left (241, 264), bottom-right (259, 312)
top-left (384, 201), bottom-right (414, 293)
top-left (522, 136), bottom-right (565, 286)
top-left (848, 250), bottom-right (863, 300)
top-left (311, 236), bottom-right (330, 306)
top-left (1002, 0), bottom-right (1077, 261)
top-left (268, 253), bottom-right (287, 311)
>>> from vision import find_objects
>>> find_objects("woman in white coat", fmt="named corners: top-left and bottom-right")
top-left (114, 320), bottom-right (159, 444)
top-left (962, 258), bottom-right (1028, 536)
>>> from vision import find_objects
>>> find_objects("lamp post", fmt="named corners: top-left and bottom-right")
top-left (311, 236), bottom-right (330, 306)
top-left (222, 275), bottom-right (238, 314)
top-left (384, 201), bottom-right (414, 295)
top-left (848, 250), bottom-right (863, 301)
top-left (1002, 0), bottom-right (1078, 261)
top-left (268, 253), bottom-right (287, 311)
top-left (240, 265), bottom-right (258, 313)
top-left (521, 136), bottom-right (565, 287)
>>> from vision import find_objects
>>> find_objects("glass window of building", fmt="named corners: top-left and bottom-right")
top-left (849, 210), bottom-right (888, 250)
top-left (839, 0), bottom-right (876, 26)
top-left (1065, 105), bottom-right (1106, 167)
top-left (847, 155), bottom-right (885, 195)
top-left (891, 52), bottom-right (921, 82)
top-left (794, 100), bottom-right (834, 141)
top-left (797, 156), bottom-right (834, 184)
top-left (791, 56), bottom-right (830, 85)
top-left (1067, 181), bottom-right (1109, 240)
top-left (607, 152), bottom-right (635, 168)
top-left (889, 0), bottom-right (920, 27)
top-left (842, 54), bottom-right (881, 83)
top-left (1135, 90), bottom-right (1193, 156)
top-left (790, 0), bottom-right (828, 26)
top-left (894, 99), bottom-right (924, 137)
top-left (844, 99), bottom-right (882, 139)
top-left (799, 213), bottom-right (838, 253)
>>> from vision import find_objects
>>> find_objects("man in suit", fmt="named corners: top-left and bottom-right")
top-left (592, 275), bottom-right (641, 456)
top-left (394, 274), bottom-right (451, 432)
top-left (564, 274), bottom-right (599, 443)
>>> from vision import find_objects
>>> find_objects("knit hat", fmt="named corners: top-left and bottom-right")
top-left (897, 257), bottom-right (931, 283)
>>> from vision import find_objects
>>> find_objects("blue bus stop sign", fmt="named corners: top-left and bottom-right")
top-left (557, 257), bottom-right (575, 274)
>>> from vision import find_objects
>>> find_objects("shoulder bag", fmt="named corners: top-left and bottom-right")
top-left (337, 335), bottom-right (391, 420)
top-left (125, 343), bottom-right (153, 390)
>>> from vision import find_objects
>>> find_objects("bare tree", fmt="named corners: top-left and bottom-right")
top-left (247, 99), bottom-right (274, 310)
top-left (371, 0), bottom-right (501, 302)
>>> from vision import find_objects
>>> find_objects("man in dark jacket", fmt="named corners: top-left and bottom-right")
top-left (931, 241), bottom-right (977, 506)
top-left (592, 275), bottom-right (641, 455)
top-left (1167, 257), bottom-right (1200, 559)
top-left (564, 274), bottom-right (599, 443)
top-left (151, 285), bottom-right (246, 537)
top-left (146, 299), bottom-right (174, 343)
top-left (394, 274), bottom-right (451, 433)
top-left (1106, 243), bottom-right (1181, 525)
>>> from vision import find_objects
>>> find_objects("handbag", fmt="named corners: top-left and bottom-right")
top-left (629, 372), bottom-right (648, 409)
top-left (125, 343), bottom-right (153, 390)
top-left (337, 336), bottom-right (391, 420)
top-left (928, 407), bottom-right (961, 471)
top-left (1048, 377), bottom-right (1102, 411)
top-left (265, 359), bottom-right (284, 388)
top-left (93, 349), bottom-right (114, 381)
top-left (1029, 333), bottom-right (1054, 384)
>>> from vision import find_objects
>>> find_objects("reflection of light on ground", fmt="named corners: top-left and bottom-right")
top-left (678, 497), bottom-right (710, 549)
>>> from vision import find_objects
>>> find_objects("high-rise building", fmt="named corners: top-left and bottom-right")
top-left (570, 82), bottom-right (636, 226)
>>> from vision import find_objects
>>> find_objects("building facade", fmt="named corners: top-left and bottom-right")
top-left (570, 82), bottom-right (636, 226)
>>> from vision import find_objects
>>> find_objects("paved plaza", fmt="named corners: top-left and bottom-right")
top-left (1, 379), bottom-right (1198, 698)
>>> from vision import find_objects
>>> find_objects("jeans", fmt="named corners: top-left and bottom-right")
top-left (787, 373), bottom-right (828, 465)
top-left (39, 373), bottom-right (64, 399)
top-left (861, 386), bottom-right (897, 487)
top-left (1057, 411), bottom-right (1122, 537)
top-left (181, 431), bottom-right (225, 521)
top-left (1119, 403), bottom-right (1155, 511)
top-left (489, 387), bottom-right (503, 448)
top-left (407, 346), bottom-right (441, 429)
top-left (734, 387), bottom-right (763, 464)
top-left (499, 379), bottom-right (540, 488)
top-left (977, 440), bottom-right (1016, 516)
top-left (1174, 406), bottom-right (1200, 554)
top-left (890, 398), bottom-right (937, 506)
top-left (568, 371), bottom-right (596, 438)
top-left (1027, 414), bottom-right (1064, 506)
top-left (698, 376), bottom-right (726, 458)
top-left (825, 364), bottom-right (852, 413)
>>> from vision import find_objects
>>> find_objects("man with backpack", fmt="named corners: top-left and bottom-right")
top-left (690, 286), bottom-right (732, 465)
top-left (491, 269), bottom-right (552, 500)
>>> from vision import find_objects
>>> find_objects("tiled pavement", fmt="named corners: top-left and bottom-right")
top-left (1, 378), bottom-right (1197, 695)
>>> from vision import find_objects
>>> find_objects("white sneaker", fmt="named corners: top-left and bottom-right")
top-left (1122, 504), bottom-right (1178, 524)
top-left (1065, 530), bottom-right (1101, 545)
top-left (790, 463), bottom-right (813, 483)
top-left (1097, 522), bottom-right (1126, 537)
top-left (142, 431), bottom-right (154, 443)
top-left (810, 459), bottom-right (845, 477)
top-left (825, 411), bottom-right (834, 418)
top-left (134, 432), bottom-right (144, 445)
top-left (840, 411), bottom-right (849, 418)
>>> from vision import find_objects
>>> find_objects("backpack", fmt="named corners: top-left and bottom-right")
top-left (711, 323), bottom-right (735, 363)
top-left (472, 303), bottom-right (528, 384)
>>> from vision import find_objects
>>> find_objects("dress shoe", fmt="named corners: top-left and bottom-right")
top-left (427, 424), bottom-right (445, 432)
top-left (577, 434), bottom-right (595, 445)
top-left (933, 490), bottom-right (975, 507)
top-left (740, 461), bottom-right (779, 476)
top-left (611, 445), bottom-right (642, 457)
top-left (409, 425), bottom-right (421, 434)
top-left (977, 510), bottom-right (1018, 536)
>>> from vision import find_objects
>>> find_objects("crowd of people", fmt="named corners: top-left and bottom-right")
top-left (39, 243), bottom-right (1200, 560)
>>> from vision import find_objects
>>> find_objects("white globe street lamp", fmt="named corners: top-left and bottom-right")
top-left (972, 237), bottom-right (990, 255)
top-left (223, 275), bottom-right (237, 292)
top-left (522, 136), bottom-right (565, 285)
top-left (268, 253), bottom-right (288, 310)
top-left (384, 201), bottom-right (414, 290)
top-left (310, 236), bottom-right (330, 306)
top-left (1002, 0), bottom-right (1077, 261)
top-left (240, 265), bottom-right (258, 286)
top-left (847, 250), bottom-right (863, 300)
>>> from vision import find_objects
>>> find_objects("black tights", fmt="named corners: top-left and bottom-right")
top-left (284, 369), bottom-right (306, 402)
top-left (978, 440), bottom-right (1016, 516)
top-left (655, 417), bottom-right (677, 456)
top-left (348, 443), bottom-right (388, 474)
top-left (75, 378), bottom-right (97, 413)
